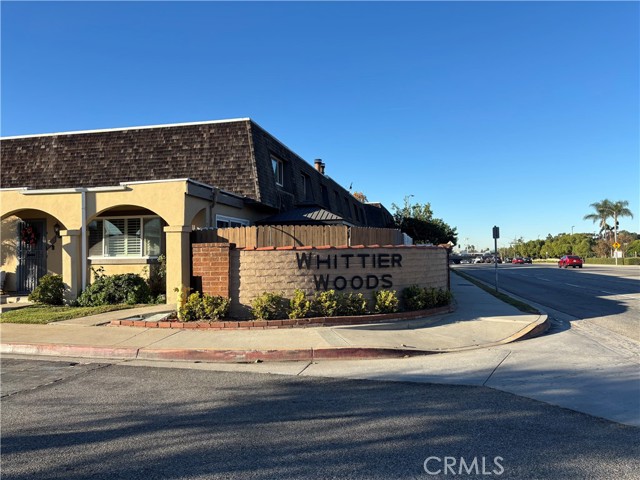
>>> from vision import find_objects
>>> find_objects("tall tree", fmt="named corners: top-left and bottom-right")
top-left (391, 197), bottom-right (457, 245)
top-left (609, 200), bottom-right (634, 244)
top-left (583, 199), bottom-right (634, 244)
top-left (583, 200), bottom-right (613, 240)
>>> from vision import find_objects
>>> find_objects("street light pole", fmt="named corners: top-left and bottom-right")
top-left (571, 226), bottom-right (575, 235)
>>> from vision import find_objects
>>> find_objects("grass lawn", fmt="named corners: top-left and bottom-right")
top-left (0, 304), bottom-right (137, 324)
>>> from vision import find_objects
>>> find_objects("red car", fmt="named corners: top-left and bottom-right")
top-left (512, 257), bottom-right (525, 264)
top-left (558, 255), bottom-right (583, 268)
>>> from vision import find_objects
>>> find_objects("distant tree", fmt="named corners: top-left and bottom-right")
top-left (391, 197), bottom-right (457, 245)
top-left (592, 239), bottom-right (611, 258)
top-left (627, 239), bottom-right (640, 257)
top-left (391, 196), bottom-right (434, 224)
top-left (352, 191), bottom-right (368, 203)
top-left (584, 199), bottom-right (634, 243)
top-left (574, 239), bottom-right (592, 258)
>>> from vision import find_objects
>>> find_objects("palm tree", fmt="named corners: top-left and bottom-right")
top-left (609, 200), bottom-right (634, 244)
top-left (583, 200), bottom-right (613, 240)
top-left (584, 199), bottom-right (634, 244)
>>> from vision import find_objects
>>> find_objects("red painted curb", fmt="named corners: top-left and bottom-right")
top-left (0, 342), bottom-right (432, 362)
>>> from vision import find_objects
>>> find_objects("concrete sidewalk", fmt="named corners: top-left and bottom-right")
top-left (0, 274), bottom-right (548, 362)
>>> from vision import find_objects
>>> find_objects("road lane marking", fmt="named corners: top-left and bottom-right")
top-left (565, 283), bottom-right (584, 288)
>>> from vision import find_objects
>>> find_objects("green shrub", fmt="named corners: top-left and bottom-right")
top-left (177, 292), bottom-right (231, 321)
top-left (179, 292), bottom-right (206, 322)
top-left (374, 289), bottom-right (399, 314)
top-left (403, 285), bottom-right (452, 310)
top-left (76, 273), bottom-right (151, 306)
top-left (403, 285), bottom-right (427, 310)
top-left (289, 289), bottom-right (312, 319)
top-left (584, 257), bottom-right (640, 266)
top-left (202, 294), bottom-right (230, 320)
top-left (313, 290), bottom-right (340, 317)
top-left (28, 274), bottom-right (65, 305)
top-left (337, 292), bottom-right (369, 316)
top-left (251, 292), bottom-right (289, 320)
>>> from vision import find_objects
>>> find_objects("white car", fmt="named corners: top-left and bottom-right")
top-left (473, 257), bottom-right (484, 264)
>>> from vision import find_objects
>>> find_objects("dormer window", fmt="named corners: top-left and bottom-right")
top-left (301, 173), bottom-right (312, 200)
top-left (272, 156), bottom-right (284, 186)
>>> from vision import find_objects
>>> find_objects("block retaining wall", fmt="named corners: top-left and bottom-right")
top-left (110, 305), bottom-right (451, 329)
top-left (193, 243), bottom-right (449, 319)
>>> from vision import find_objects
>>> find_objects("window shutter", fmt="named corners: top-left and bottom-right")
top-left (105, 219), bottom-right (126, 256)
top-left (127, 218), bottom-right (142, 255)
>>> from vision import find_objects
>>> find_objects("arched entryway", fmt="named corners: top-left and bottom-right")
top-left (1, 210), bottom-right (66, 294)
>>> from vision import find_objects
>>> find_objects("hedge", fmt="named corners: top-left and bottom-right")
top-left (584, 257), bottom-right (640, 266)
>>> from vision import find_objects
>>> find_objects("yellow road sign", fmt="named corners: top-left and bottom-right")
top-left (613, 242), bottom-right (621, 249)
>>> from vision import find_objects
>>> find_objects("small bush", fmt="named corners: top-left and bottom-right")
top-left (289, 289), bottom-right (312, 319)
top-left (403, 285), bottom-right (452, 310)
top-left (76, 273), bottom-right (151, 307)
top-left (313, 290), bottom-right (340, 317)
top-left (251, 292), bottom-right (289, 320)
top-left (374, 289), bottom-right (399, 314)
top-left (178, 292), bottom-right (230, 321)
top-left (403, 285), bottom-right (427, 310)
top-left (179, 292), bottom-right (206, 322)
top-left (28, 274), bottom-right (65, 305)
top-left (338, 292), bottom-right (369, 316)
top-left (202, 294), bottom-right (230, 320)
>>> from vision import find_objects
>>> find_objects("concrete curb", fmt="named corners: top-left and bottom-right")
top-left (0, 312), bottom-right (549, 363)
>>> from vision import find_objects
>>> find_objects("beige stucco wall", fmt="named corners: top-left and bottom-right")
top-left (0, 180), bottom-right (217, 302)
top-left (212, 204), bottom-right (263, 223)
top-left (87, 262), bottom-right (152, 282)
top-left (228, 246), bottom-right (448, 318)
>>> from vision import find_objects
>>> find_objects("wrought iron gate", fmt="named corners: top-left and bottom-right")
top-left (17, 220), bottom-right (47, 294)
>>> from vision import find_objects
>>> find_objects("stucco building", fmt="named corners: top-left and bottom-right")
top-left (0, 118), bottom-right (394, 303)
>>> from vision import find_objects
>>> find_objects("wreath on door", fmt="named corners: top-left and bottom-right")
top-left (21, 224), bottom-right (38, 246)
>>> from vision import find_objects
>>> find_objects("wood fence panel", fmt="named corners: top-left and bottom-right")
top-left (192, 225), bottom-right (401, 248)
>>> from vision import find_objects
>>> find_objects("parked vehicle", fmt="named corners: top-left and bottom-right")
top-left (512, 257), bottom-right (525, 264)
top-left (558, 255), bottom-right (583, 268)
top-left (504, 257), bottom-right (513, 264)
top-left (523, 257), bottom-right (532, 264)
top-left (473, 256), bottom-right (485, 264)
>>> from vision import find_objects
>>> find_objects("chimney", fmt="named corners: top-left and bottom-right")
top-left (314, 159), bottom-right (325, 175)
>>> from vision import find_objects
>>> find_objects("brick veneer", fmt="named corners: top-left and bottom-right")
top-left (193, 242), bottom-right (449, 319)
top-left (192, 243), bottom-right (231, 297)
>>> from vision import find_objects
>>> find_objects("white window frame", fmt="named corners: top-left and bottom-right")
top-left (272, 156), bottom-right (284, 186)
top-left (215, 215), bottom-right (250, 229)
top-left (88, 215), bottom-right (163, 259)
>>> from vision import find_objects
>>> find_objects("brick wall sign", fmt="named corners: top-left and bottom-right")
top-left (193, 243), bottom-right (448, 319)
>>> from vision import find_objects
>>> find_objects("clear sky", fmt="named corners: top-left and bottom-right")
top-left (2, 1), bottom-right (638, 250)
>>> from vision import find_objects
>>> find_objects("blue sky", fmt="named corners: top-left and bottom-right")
top-left (2, 1), bottom-right (638, 250)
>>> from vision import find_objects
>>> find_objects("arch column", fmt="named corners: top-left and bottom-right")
top-left (164, 225), bottom-right (192, 305)
top-left (60, 229), bottom-right (81, 303)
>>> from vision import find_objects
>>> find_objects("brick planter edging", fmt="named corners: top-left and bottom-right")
top-left (110, 305), bottom-right (452, 330)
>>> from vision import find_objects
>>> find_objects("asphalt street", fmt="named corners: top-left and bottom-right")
top-left (2, 358), bottom-right (639, 480)
top-left (454, 264), bottom-right (640, 341)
